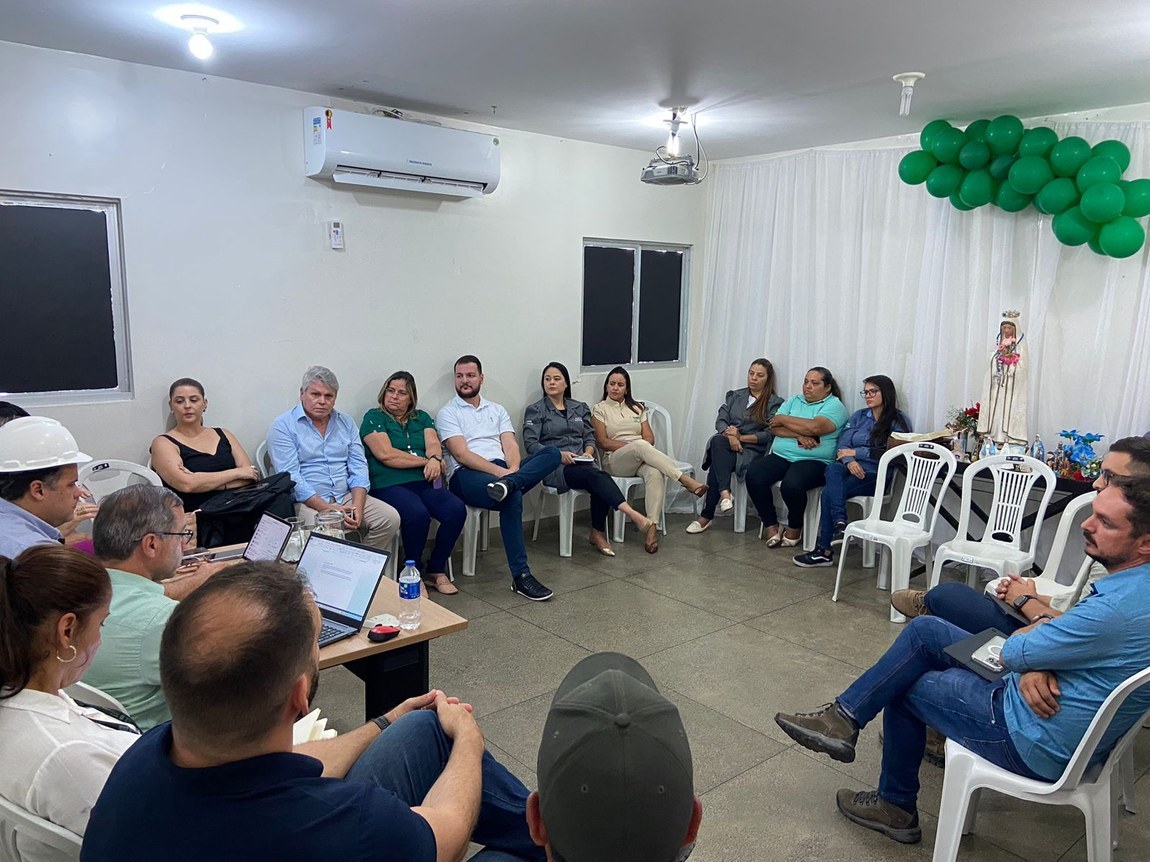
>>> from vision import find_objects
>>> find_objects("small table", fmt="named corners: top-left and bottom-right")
top-left (319, 580), bottom-right (468, 721)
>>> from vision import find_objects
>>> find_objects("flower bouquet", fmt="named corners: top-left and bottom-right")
top-left (1055, 429), bottom-right (1104, 480)
top-left (946, 402), bottom-right (980, 434)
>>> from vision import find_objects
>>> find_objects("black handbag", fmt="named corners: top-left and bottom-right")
top-left (194, 471), bottom-right (296, 547)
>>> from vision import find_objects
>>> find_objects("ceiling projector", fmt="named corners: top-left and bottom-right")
top-left (641, 156), bottom-right (702, 185)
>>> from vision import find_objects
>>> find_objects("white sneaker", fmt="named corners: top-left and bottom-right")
top-left (686, 520), bottom-right (710, 534)
top-left (717, 497), bottom-right (734, 514)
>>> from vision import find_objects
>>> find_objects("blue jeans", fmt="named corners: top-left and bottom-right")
top-left (345, 710), bottom-right (544, 861)
top-left (924, 582), bottom-right (1024, 635)
top-left (449, 447), bottom-right (562, 578)
top-left (371, 480), bottom-right (467, 575)
top-left (816, 461), bottom-right (877, 551)
top-left (836, 617), bottom-right (1044, 811)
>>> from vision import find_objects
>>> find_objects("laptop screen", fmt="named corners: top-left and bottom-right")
top-left (242, 512), bottom-right (293, 561)
top-left (296, 532), bottom-right (389, 624)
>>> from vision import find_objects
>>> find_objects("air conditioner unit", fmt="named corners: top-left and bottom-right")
top-left (304, 107), bottom-right (501, 198)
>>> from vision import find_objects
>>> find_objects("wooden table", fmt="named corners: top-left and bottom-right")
top-left (205, 544), bottom-right (468, 722)
top-left (319, 579), bottom-right (468, 721)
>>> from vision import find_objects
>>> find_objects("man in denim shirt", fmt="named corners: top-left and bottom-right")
top-left (774, 480), bottom-right (1150, 845)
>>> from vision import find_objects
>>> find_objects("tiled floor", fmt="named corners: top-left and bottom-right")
top-left (314, 511), bottom-right (1150, 861)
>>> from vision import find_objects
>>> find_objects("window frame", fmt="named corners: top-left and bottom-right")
top-left (580, 238), bottom-right (690, 372)
top-left (0, 190), bottom-right (133, 406)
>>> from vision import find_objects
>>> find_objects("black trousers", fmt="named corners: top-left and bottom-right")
top-left (701, 434), bottom-right (738, 520)
top-left (562, 463), bottom-right (626, 531)
top-left (744, 453), bottom-right (827, 529)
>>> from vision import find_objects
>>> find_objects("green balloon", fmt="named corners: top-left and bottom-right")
top-left (959, 170), bottom-right (996, 207)
top-left (1008, 155), bottom-right (1054, 195)
top-left (949, 193), bottom-right (976, 212)
top-left (1076, 156), bottom-right (1122, 192)
top-left (898, 150), bottom-right (938, 185)
top-left (1099, 217), bottom-right (1145, 258)
top-left (1092, 139), bottom-right (1132, 173)
top-left (985, 115), bottom-right (1024, 156)
top-left (958, 141), bottom-right (991, 170)
top-left (1049, 137), bottom-right (1092, 177)
top-left (1121, 178), bottom-right (1150, 218)
top-left (988, 154), bottom-right (1017, 181)
top-left (1087, 234), bottom-right (1106, 255)
top-left (995, 183), bottom-right (1032, 212)
top-left (1018, 126), bottom-right (1059, 158)
top-left (1052, 207), bottom-right (1097, 246)
top-left (930, 127), bottom-right (967, 164)
top-left (920, 119), bottom-right (953, 152)
top-left (1079, 183), bottom-right (1125, 223)
top-left (965, 119), bottom-right (991, 143)
top-left (1034, 177), bottom-right (1079, 215)
top-left (925, 164), bottom-right (964, 198)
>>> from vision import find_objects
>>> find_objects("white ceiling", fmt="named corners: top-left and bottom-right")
top-left (4, 0), bottom-right (1150, 159)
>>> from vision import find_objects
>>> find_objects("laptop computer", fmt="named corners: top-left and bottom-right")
top-left (211, 511), bottom-right (294, 562)
top-left (296, 532), bottom-right (391, 647)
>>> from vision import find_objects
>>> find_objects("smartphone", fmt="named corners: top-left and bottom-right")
top-left (972, 636), bottom-right (1007, 673)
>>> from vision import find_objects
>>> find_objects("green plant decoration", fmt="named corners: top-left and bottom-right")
top-left (900, 117), bottom-right (1145, 258)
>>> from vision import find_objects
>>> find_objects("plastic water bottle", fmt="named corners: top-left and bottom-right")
top-left (398, 560), bottom-right (422, 630)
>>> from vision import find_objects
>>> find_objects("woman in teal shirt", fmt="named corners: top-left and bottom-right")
top-left (361, 371), bottom-right (465, 594)
top-left (744, 367), bottom-right (849, 547)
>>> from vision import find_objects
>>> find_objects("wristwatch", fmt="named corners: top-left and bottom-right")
top-left (371, 714), bottom-right (392, 733)
top-left (1012, 594), bottom-right (1036, 611)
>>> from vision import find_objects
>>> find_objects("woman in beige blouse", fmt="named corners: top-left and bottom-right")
top-left (592, 366), bottom-right (707, 553)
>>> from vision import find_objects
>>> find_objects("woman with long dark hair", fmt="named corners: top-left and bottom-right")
top-left (793, 375), bottom-right (912, 567)
top-left (744, 366), bottom-right (850, 548)
top-left (688, 358), bottom-right (784, 533)
top-left (591, 367), bottom-right (707, 553)
top-left (523, 362), bottom-right (655, 556)
top-left (0, 546), bottom-right (141, 850)
top-left (361, 371), bottom-right (465, 594)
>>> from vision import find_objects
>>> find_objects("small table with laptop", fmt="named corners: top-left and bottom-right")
top-left (205, 513), bottom-right (468, 721)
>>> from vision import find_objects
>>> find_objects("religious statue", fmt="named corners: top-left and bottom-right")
top-left (976, 310), bottom-right (1028, 447)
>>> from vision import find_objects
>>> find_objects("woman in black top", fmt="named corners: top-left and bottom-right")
top-left (150, 378), bottom-right (260, 544)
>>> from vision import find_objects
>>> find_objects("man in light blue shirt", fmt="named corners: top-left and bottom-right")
top-left (268, 366), bottom-right (398, 550)
top-left (0, 416), bottom-right (93, 558)
top-left (774, 479), bottom-right (1150, 845)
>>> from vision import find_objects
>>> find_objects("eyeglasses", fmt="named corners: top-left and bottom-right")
top-left (859, 389), bottom-right (881, 397)
top-left (136, 530), bottom-right (195, 545)
top-left (1096, 468), bottom-right (1129, 489)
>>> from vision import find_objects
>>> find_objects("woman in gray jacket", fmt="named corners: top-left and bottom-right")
top-left (523, 362), bottom-right (655, 556)
top-left (687, 358), bottom-right (784, 533)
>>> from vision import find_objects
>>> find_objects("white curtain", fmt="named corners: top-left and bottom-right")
top-left (679, 122), bottom-right (1150, 485)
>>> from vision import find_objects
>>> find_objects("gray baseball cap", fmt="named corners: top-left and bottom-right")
top-left (537, 652), bottom-right (694, 862)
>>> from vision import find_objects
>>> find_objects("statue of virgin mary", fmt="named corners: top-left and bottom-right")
top-left (976, 310), bottom-right (1028, 446)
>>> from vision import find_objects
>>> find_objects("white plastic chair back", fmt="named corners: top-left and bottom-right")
top-left (76, 459), bottom-right (162, 502)
top-left (1038, 491), bottom-right (1097, 583)
top-left (644, 402), bottom-right (676, 458)
top-left (0, 793), bottom-right (82, 859)
top-left (255, 440), bottom-right (273, 478)
top-left (64, 680), bottom-right (128, 714)
top-left (875, 442), bottom-right (956, 534)
top-left (954, 454), bottom-right (1057, 554)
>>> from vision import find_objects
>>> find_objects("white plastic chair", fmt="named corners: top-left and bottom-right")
top-left (731, 473), bottom-right (750, 532)
top-left (77, 459), bottom-right (162, 501)
top-left (929, 454), bottom-right (1057, 590)
top-left (532, 486), bottom-right (588, 557)
top-left (832, 442), bottom-right (957, 623)
top-left (0, 794), bottom-right (81, 861)
top-left (932, 664), bottom-right (1150, 862)
top-left (982, 492), bottom-right (1098, 608)
top-left (255, 440), bottom-right (273, 478)
top-left (460, 506), bottom-right (490, 576)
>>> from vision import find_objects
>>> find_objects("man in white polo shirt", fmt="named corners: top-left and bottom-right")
top-left (437, 355), bottom-right (561, 601)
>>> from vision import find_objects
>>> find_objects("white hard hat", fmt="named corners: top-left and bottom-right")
top-left (0, 416), bottom-right (92, 472)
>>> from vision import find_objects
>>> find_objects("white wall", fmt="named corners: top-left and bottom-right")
top-left (1, 40), bottom-right (706, 464)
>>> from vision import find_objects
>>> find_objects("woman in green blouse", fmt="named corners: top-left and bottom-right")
top-left (361, 371), bottom-right (465, 594)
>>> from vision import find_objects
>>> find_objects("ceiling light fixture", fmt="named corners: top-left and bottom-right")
top-left (892, 72), bottom-right (925, 118)
top-left (182, 14), bottom-right (218, 60)
top-left (665, 108), bottom-right (688, 157)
